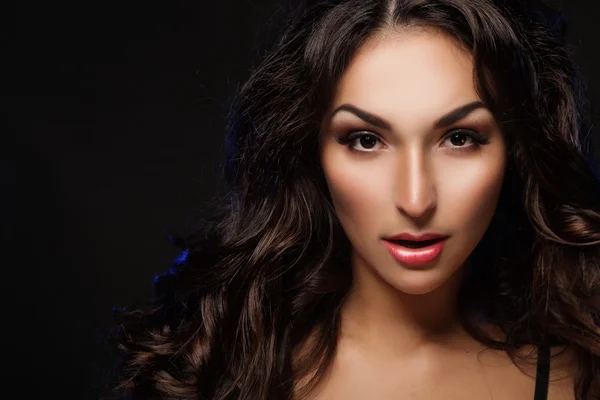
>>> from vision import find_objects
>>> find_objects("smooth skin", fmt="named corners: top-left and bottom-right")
top-left (314, 27), bottom-right (575, 400)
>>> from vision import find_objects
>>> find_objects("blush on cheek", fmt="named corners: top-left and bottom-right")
top-left (456, 167), bottom-right (505, 238)
top-left (437, 154), bottom-right (505, 225)
top-left (324, 156), bottom-right (384, 206)
top-left (327, 174), bottom-right (372, 220)
top-left (322, 160), bottom-right (390, 242)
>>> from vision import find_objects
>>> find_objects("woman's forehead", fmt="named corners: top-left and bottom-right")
top-left (327, 29), bottom-right (481, 128)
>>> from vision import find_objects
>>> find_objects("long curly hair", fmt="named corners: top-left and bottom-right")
top-left (109, 0), bottom-right (600, 398)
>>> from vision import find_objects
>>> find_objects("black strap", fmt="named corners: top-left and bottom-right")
top-left (533, 345), bottom-right (551, 400)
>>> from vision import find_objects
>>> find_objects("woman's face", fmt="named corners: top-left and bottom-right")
top-left (319, 28), bottom-right (507, 295)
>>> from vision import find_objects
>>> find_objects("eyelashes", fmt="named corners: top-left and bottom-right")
top-left (336, 129), bottom-right (490, 153)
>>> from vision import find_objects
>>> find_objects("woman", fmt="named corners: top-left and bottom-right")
top-left (110, 0), bottom-right (600, 398)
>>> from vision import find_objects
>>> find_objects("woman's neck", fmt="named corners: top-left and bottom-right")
top-left (340, 251), bottom-right (472, 357)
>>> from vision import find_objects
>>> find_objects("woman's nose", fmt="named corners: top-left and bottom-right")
top-left (394, 149), bottom-right (437, 221)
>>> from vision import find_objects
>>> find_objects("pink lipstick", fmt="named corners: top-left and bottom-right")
top-left (383, 232), bottom-right (449, 266)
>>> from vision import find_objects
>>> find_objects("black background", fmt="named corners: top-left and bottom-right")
top-left (8, 1), bottom-right (600, 399)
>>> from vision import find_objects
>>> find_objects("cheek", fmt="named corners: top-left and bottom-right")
top-left (321, 152), bottom-right (389, 230)
top-left (437, 156), bottom-right (506, 235)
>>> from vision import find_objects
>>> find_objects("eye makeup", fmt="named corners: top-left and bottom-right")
top-left (336, 128), bottom-right (490, 154)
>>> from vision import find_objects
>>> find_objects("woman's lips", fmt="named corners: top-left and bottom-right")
top-left (383, 237), bottom-right (447, 266)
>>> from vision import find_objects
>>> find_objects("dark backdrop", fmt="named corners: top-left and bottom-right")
top-left (8, 1), bottom-right (600, 399)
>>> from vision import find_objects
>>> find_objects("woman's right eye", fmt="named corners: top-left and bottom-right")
top-left (337, 131), bottom-right (385, 153)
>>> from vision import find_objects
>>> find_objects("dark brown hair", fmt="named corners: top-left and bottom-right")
top-left (110, 0), bottom-right (600, 398)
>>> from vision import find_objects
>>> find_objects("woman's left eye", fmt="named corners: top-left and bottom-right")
top-left (442, 130), bottom-right (489, 150)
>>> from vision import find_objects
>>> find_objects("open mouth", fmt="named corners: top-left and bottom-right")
top-left (383, 236), bottom-right (448, 266)
top-left (386, 238), bottom-right (445, 248)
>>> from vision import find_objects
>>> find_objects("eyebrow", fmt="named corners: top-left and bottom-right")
top-left (329, 101), bottom-right (488, 130)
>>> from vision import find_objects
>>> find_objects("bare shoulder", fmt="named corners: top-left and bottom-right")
top-left (547, 345), bottom-right (577, 400)
top-left (302, 337), bottom-right (578, 400)
top-left (483, 325), bottom-right (576, 399)
top-left (513, 343), bottom-right (576, 400)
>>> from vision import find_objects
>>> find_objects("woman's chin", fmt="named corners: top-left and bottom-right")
top-left (391, 280), bottom-right (444, 296)
top-left (383, 265), bottom-right (464, 296)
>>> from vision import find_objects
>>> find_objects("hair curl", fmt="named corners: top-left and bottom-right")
top-left (109, 0), bottom-right (600, 398)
